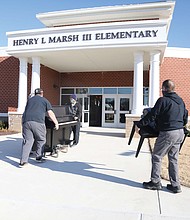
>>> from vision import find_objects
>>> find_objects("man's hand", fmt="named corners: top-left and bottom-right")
top-left (135, 125), bottom-right (140, 134)
top-left (74, 116), bottom-right (78, 121)
top-left (55, 123), bottom-right (59, 130)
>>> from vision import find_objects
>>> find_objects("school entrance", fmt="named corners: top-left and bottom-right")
top-left (61, 87), bottom-right (133, 128)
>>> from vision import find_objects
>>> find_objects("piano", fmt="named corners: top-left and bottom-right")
top-left (33, 105), bottom-right (78, 157)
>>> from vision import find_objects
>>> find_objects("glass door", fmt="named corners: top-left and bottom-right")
top-left (102, 95), bottom-right (117, 127)
top-left (78, 95), bottom-right (89, 127)
top-left (118, 94), bottom-right (132, 128)
top-left (102, 94), bottom-right (132, 128)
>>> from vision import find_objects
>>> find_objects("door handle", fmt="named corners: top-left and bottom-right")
top-left (114, 110), bottom-right (116, 114)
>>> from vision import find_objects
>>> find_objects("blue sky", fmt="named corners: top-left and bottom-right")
top-left (0, 0), bottom-right (189, 48)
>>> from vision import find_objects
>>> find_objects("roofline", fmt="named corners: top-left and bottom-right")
top-left (165, 47), bottom-right (190, 58)
top-left (36, 1), bottom-right (175, 27)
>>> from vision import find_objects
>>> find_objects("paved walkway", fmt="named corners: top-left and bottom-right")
top-left (0, 127), bottom-right (190, 220)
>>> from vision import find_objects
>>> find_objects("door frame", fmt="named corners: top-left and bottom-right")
top-left (102, 94), bottom-right (117, 127)
top-left (102, 94), bottom-right (132, 128)
top-left (77, 94), bottom-right (90, 127)
top-left (117, 94), bottom-right (132, 128)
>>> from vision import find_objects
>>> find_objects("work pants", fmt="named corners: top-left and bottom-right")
top-left (20, 121), bottom-right (46, 163)
top-left (151, 129), bottom-right (184, 187)
top-left (71, 121), bottom-right (80, 144)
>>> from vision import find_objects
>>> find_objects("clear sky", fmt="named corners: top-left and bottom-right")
top-left (0, 0), bottom-right (189, 48)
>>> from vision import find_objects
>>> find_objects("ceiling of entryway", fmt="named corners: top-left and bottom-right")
top-left (20, 45), bottom-right (165, 73)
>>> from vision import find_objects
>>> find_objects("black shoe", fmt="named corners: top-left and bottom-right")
top-left (143, 181), bottom-right (162, 190)
top-left (36, 157), bottom-right (46, 163)
top-left (70, 141), bottom-right (78, 147)
top-left (166, 184), bottom-right (182, 193)
top-left (19, 162), bottom-right (28, 167)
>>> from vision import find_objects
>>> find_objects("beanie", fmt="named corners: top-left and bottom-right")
top-left (70, 94), bottom-right (77, 100)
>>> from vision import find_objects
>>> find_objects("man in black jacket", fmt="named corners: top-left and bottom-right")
top-left (136, 79), bottom-right (188, 193)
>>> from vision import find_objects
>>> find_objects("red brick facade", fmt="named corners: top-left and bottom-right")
top-left (40, 65), bottom-right (60, 105)
top-left (0, 57), bottom-right (60, 113)
top-left (0, 55), bottom-right (189, 115)
top-left (0, 56), bottom-right (19, 112)
top-left (160, 57), bottom-right (190, 113)
top-left (60, 71), bottom-right (149, 87)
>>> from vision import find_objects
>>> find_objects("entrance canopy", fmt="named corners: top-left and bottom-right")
top-left (6, 1), bottom-right (175, 73)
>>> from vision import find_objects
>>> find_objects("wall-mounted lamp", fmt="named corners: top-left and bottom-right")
top-left (53, 84), bottom-right (59, 89)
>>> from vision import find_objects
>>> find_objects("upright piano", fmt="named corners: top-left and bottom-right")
top-left (35, 105), bottom-right (77, 157)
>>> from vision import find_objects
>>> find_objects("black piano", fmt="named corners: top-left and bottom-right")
top-left (35, 105), bottom-right (77, 157)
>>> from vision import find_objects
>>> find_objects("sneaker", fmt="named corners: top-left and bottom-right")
top-left (166, 184), bottom-right (182, 193)
top-left (60, 145), bottom-right (68, 153)
top-left (36, 157), bottom-right (46, 163)
top-left (19, 162), bottom-right (28, 167)
top-left (143, 181), bottom-right (163, 190)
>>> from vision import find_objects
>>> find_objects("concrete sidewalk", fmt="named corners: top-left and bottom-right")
top-left (0, 127), bottom-right (190, 220)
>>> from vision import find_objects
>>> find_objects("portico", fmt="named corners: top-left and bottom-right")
top-left (6, 1), bottom-right (175, 129)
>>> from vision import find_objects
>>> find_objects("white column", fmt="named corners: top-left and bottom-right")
top-left (17, 57), bottom-right (28, 113)
top-left (132, 51), bottom-right (144, 115)
top-left (31, 57), bottom-right (41, 94)
top-left (149, 51), bottom-right (160, 107)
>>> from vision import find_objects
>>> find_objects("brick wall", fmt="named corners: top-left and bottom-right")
top-left (0, 57), bottom-right (60, 113)
top-left (0, 56), bottom-right (19, 112)
top-left (60, 71), bottom-right (149, 87)
top-left (40, 65), bottom-right (60, 105)
top-left (160, 57), bottom-right (190, 113)
top-left (1, 55), bottom-right (189, 115)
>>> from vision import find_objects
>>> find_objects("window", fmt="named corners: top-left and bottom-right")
top-left (61, 88), bottom-right (74, 94)
top-left (118, 88), bottom-right (132, 94)
top-left (143, 87), bottom-right (149, 106)
top-left (76, 88), bottom-right (88, 94)
top-left (103, 88), bottom-right (117, 94)
top-left (89, 88), bottom-right (102, 94)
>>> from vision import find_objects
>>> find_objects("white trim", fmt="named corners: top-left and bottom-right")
top-left (6, 20), bottom-right (168, 54)
top-left (0, 47), bottom-right (9, 56)
top-left (8, 112), bottom-right (22, 115)
top-left (36, 2), bottom-right (175, 28)
top-left (17, 57), bottom-right (28, 113)
top-left (165, 47), bottom-right (190, 59)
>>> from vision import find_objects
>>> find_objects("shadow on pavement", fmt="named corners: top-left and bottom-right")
top-left (80, 130), bottom-right (125, 138)
top-left (36, 160), bottom-right (142, 189)
top-left (0, 137), bottom-right (22, 167)
top-left (0, 135), bottom-right (142, 189)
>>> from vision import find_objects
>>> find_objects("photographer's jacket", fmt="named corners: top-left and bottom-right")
top-left (137, 92), bottom-right (188, 131)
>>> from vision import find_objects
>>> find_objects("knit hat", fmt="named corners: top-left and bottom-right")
top-left (70, 94), bottom-right (77, 100)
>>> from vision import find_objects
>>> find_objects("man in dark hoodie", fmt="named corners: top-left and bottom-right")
top-left (136, 79), bottom-right (188, 193)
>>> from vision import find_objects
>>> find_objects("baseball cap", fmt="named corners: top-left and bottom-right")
top-left (34, 88), bottom-right (43, 95)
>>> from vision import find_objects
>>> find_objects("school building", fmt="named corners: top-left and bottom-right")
top-left (0, 1), bottom-right (190, 134)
